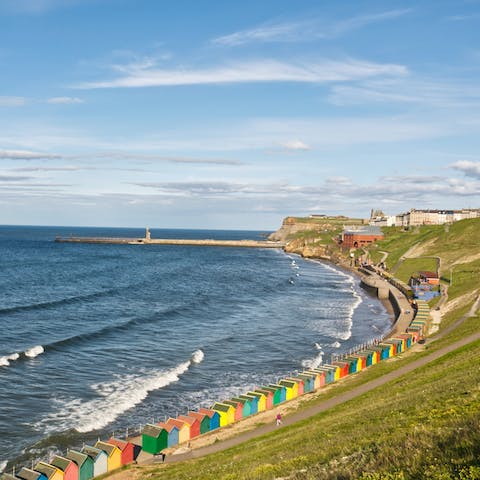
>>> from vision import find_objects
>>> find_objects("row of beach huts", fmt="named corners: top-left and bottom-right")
top-left (2, 291), bottom-right (430, 480)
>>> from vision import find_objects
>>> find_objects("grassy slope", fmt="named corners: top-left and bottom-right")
top-left (132, 219), bottom-right (480, 480)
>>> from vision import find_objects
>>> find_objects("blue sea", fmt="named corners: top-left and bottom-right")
top-left (0, 226), bottom-right (392, 472)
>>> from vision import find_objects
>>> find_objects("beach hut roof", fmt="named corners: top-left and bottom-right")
top-left (66, 450), bottom-right (89, 467)
top-left (188, 411), bottom-right (208, 421)
top-left (212, 402), bottom-right (232, 413)
top-left (108, 438), bottom-right (130, 451)
top-left (166, 418), bottom-right (188, 430)
top-left (279, 379), bottom-right (295, 388)
top-left (82, 445), bottom-right (104, 461)
top-left (50, 455), bottom-right (72, 471)
top-left (17, 468), bottom-right (43, 480)
top-left (156, 421), bottom-right (177, 433)
top-left (95, 441), bottom-right (118, 456)
top-left (231, 396), bottom-right (248, 404)
top-left (198, 407), bottom-right (218, 418)
top-left (177, 415), bottom-right (197, 426)
top-left (142, 424), bottom-right (164, 438)
top-left (34, 462), bottom-right (57, 478)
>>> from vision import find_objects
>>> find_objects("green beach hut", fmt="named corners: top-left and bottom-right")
top-left (142, 424), bottom-right (168, 454)
top-left (188, 411), bottom-right (211, 434)
top-left (66, 450), bottom-right (94, 480)
top-left (267, 384), bottom-right (287, 403)
top-left (230, 397), bottom-right (252, 417)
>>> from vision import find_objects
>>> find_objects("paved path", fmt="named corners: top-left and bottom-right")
top-left (160, 327), bottom-right (480, 464)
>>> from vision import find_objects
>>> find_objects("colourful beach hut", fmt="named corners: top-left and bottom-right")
top-left (17, 468), bottom-right (47, 480)
top-left (95, 441), bottom-right (122, 472)
top-left (379, 343), bottom-right (394, 358)
top-left (267, 384), bottom-right (287, 403)
top-left (222, 400), bottom-right (244, 421)
top-left (383, 340), bottom-right (398, 355)
top-left (108, 438), bottom-right (136, 465)
top-left (254, 389), bottom-right (274, 410)
top-left (50, 456), bottom-right (78, 480)
top-left (142, 424), bottom-right (168, 454)
top-left (229, 397), bottom-right (252, 417)
top-left (198, 408), bottom-right (220, 430)
top-left (161, 421), bottom-right (180, 447)
top-left (284, 377), bottom-right (305, 395)
top-left (300, 371), bottom-right (321, 390)
top-left (211, 402), bottom-right (235, 426)
top-left (177, 414), bottom-right (201, 439)
top-left (188, 411), bottom-right (211, 434)
top-left (166, 418), bottom-right (190, 444)
top-left (279, 379), bottom-right (297, 399)
top-left (369, 346), bottom-right (384, 363)
top-left (360, 350), bottom-right (374, 367)
top-left (34, 462), bottom-right (63, 480)
top-left (239, 394), bottom-right (259, 414)
top-left (323, 364), bottom-right (341, 381)
top-left (81, 446), bottom-right (108, 478)
top-left (66, 450), bottom-right (94, 480)
top-left (312, 367), bottom-right (334, 384)
top-left (332, 361), bottom-right (350, 377)
top-left (261, 386), bottom-right (282, 405)
top-left (246, 391), bottom-right (267, 412)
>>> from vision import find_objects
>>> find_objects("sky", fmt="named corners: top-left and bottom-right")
top-left (1, 0), bottom-right (480, 230)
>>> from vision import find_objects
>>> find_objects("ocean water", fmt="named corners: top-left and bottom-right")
top-left (0, 226), bottom-right (392, 471)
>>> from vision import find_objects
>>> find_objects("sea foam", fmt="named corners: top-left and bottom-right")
top-left (24, 345), bottom-right (45, 358)
top-left (0, 460), bottom-right (6, 473)
top-left (0, 353), bottom-right (20, 367)
top-left (39, 350), bottom-right (205, 433)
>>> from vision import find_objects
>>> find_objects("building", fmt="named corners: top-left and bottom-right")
top-left (340, 226), bottom-right (384, 249)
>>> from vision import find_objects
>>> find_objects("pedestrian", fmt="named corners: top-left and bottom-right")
top-left (276, 413), bottom-right (282, 426)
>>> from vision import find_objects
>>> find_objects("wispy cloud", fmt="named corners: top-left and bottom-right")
top-left (0, 96), bottom-right (27, 107)
top-left (211, 9), bottom-right (412, 46)
top-left (0, 149), bottom-right (63, 160)
top-left (75, 58), bottom-right (407, 89)
top-left (450, 160), bottom-right (480, 179)
top-left (47, 96), bottom-right (84, 104)
top-left (280, 140), bottom-right (311, 151)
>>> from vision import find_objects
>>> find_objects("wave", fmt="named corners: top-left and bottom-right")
top-left (0, 352), bottom-right (20, 367)
top-left (314, 342), bottom-right (322, 350)
top-left (38, 350), bottom-right (205, 434)
top-left (0, 289), bottom-right (118, 316)
top-left (24, 345), bottom-right (45, 358)
top-left (302, 350), bottom-right (324, 369)
top-left (331, 341), bottom-right (341, 348)
top-left (0, 460), bottom-right (6, 474)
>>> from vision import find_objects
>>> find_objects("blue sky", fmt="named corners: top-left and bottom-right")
top-left (1, 0), bottom-right (480, 229)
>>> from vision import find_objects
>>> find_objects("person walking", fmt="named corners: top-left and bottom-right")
top-left (276, 413), bottom-right (282, 426)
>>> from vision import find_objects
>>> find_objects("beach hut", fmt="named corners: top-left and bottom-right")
top-left (361, 350), bottom-right (375, 367)
top-left (211, 402), bottom-right (235, 426)
top-left (160, 421), bottom-right (179, 447)
top-left (331, 361), bottom-right (350, 377)
top-left (347, 355), bottom-right (364, 371)
top-left (239, 394), bottom-right (259, 414)
top-left (66, 450), bottom-right (94, 480)
top-left (284, 377), bottom-right (305, 395)
top-left (50, 456), bottom-right (78, 480)
top-left (261, 386), bottom-right (282, 405)
top-left (229, 397), bottom-right (252, 417)
top-left (16, 467), bottom-right (47, 480)
top-left (81, 446), bottom-right (108, 478)
top-left (222, 400), bottom-right (244, 421)
top-left (34, 462), bottom-right (63, 480)
top-left (246, 391), bottom-right (267, 412)
top-left (107, 438), bottom-right (136, 465)
top-left (383, 340), bottom-right (398, 355)
top-left (267, 384), bottom-right (287, 403)
top-left (369, 346), bottom-right (384, 363)
top-left (198, 408), bottom-right (220, 430)
top-left (323, 364), bottom-right (341, 381)
top-left (254, 389), bottom-right (274, 410)
top-left (95, 441), bottom-right (122, 472)
top-left (177, 415), bottom-right (201, 438)
top-left (188, 411), bottom-right (211, 434)
top-left (166, 418), bottom-right (190, 444)
top-left (312, 367), bottom-right (334, 384)
top-left (353, 353), bottom-right (367, 369)
top-left (142, 424), bottom-right (168, 454)
top-left (300, 371), bottom-right (320, 390)
top-left (279, 379), bottom-right (297, 399)
top-left (379, 343), bottom-right (394, 358)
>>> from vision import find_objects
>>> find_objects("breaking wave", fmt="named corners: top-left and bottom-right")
top-left (0, 460), bottom-right (6, 473)
top-left (0, 353), bottom-right (20, 367)
top-left (24, 346), bottom-right (45, 358)
top-left (38, 350), bottom-right (205, 433)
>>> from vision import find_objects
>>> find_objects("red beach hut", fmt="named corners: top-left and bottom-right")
top-left (177, 414), bottom-right (201, 439)
top-left (50, 456), bottom-right (78, 480)
top-left (222, 400), bottom-right (244, 421)
top-left (107, 437), bottom-right (135, 465)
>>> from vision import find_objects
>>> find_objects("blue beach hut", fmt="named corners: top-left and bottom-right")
top-left (16, 468), bottom-right (48, 480)
top-left (268, 384), bottom-right (287, 403)
top-left (239, 394), bottom-right (258, 414)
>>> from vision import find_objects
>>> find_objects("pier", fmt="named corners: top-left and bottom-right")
top-left (55, 228), bottom-right (285, 249)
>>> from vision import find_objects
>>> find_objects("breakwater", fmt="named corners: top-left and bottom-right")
top-left (55, 236), bottom-right (285, 248)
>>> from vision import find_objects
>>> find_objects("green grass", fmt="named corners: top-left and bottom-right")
top-left (394, 258), bottom-right (439, 283)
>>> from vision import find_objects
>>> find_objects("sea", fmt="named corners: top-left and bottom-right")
top-left (0, 226), bottom-right (392, 472)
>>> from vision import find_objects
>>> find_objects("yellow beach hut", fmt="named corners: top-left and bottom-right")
top-left (323, 364), bottom-right (341, 381)
top-left (247, 391), bottom-right (267, 412)
top-left (95, 441), bottom-right (122, 472)
top-left (212, 402), bottom-right (235, 426)
top-left (34, 462), bottom-right (63, 480)
top-left (279, 379), bottom-right (297, 399)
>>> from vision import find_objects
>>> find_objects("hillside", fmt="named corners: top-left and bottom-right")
top-left (107, 219), bottom-right (480, 480)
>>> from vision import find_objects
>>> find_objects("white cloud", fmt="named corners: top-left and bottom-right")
top-left (75, 58), bottom-right (407, 89)
top-left (47, 96), bottom-right (84, 104)
top-left (0, 96), bottom-right (27, 106)
top-left (450, 160), bottom-right (480, 179)
top-left (0, 149), bottom-right (63, 160)
top-left (280, 140), bottom-right (311, 151)
top-left (212, 9), bottom-right (412, 46)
